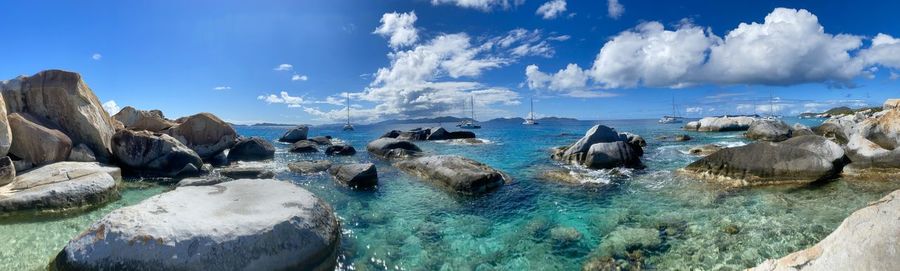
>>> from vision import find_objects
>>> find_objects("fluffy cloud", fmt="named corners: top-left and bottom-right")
top-left (536, 0), bottom-right (567, 20)
top-left (373, 12), bottom-right (419, 49)
top-left (684, 107), bottom-right (702, 113)
top-left (92, 53), bottom-right (102, 61)
top-left (291, 74), bottom-right (308, 81)
top-left (102, 100), bottom-right (120, 114)
top-left (257, 91), bottom-right (306, 107)
top-left (525, 64), bottom-right (588, 92)
top-left (607, 0), bottom-right (624, 19)
top-left (527, 8), bottom-right (879, 91)
top-left (213, 86), bottom-right (231, 90)
top-left (273, 64), bottom-right (293, 71)
top-left (373, 33), bottom-right (507, 88)
top-left (430, 0), bottom-right (523, 11)
top-left (859, 33), bottom-right (900, 69)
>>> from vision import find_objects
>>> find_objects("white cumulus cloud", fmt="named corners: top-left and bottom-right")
top-left (373, 12), bottom-right (419, 49)
top-left (102, 100), bottom-right (120, 114)
top-left (273, 64), bottom-right (293, 71)
top-left (257, 91), bottom-right (307, 107)
top-left (291, 74), bottom-right (308, 81)
top-left (91, 53), bottom-right (102, 61)
top-left (607, 0), bottom-right (624, 19)
top-left (430, 0), bottom-right (523, 11)
top-left (536, 0), bottom-right (567, 20)
top-left (859, 33), bottom-right (900, 70)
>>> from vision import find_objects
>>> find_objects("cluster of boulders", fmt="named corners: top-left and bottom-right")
top-left (683, 99), bottom-right (900, 187)
top-left (279, 126), bottom-right (357, 155)
top-left (0, 70), bottom-right (341, 270)
top-left (366, 129), bottom-right (510, 195)
top-left (381, 127), bottom-right (475, 141)
top-left (551, 125), bottom-right (645, 170)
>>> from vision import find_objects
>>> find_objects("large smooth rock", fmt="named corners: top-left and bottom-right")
top-left (166, 113), bottom-right (237, 158)
top-left (54, 179), bottom-right (341, 270)
top-left (288, 160), bottom-right (333, 174)
top-left (696, 116), bottom-right (757, 132)
top-left (366, 138), bottom-right (422, 159)
top-left (227, 137), bottom-right (275, 161)
top-left (68, 143), bottom-right (97, 162)
top-left (278, 126), bottom-right (309, 143)
top-left (425, 127), bottom-right (450, 140)
top-left (843, 109), bottom-right (900, 169)
top-left (0, 162), bottom-right (120, 212)
top-left (111, 129), bottom-right (203, 177)
top-left (683, 121), bottom-right (700, 131)
top-left (584, 141), bottom-right (643, 169)
top-left (0, 156), bottom-right (14, 186)
top-left (552, 125), bottom-right (643, 169)
top-left (782, 135), bottom-right (846, 164)
top-left (884, 98), bottom-right (900, 110)
top-left (325, 144), bottom-right (356, 156)
top-left (688, 144), bottom-right (723, 156)
top-left (8, 113), bottom-right (73, 165)
top-left (792, 123), bottom-right (815, 137)
top-left (329, 163), bottom-right (378, 189)
top-left (289, 140), bottom-right (319, 153)
top-left (746, 119), bottom-right (792, 142)
top-left (112, 106), bottom-right (175, 132)
top-left (308, 136), bottom-right (332, 145)
top-left (813, 118), bottom-right (857, 145)
top-left (750, 189), bottom-right (900, 271)
top-left (683, 140), bottom-right (844, 186)
top-left (0, 70), bottom-right (117, 162)
top-left (395, 155), bottom-right (508, 195)
top-left (0, 93), bottom-right (10, 157)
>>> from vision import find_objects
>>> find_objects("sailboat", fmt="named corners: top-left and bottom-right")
top-left (523, 97), bottom-right (538, 125)
top-left (658, 97), bottom-right (683, 124)
top-left (342, 92), bottom-right (354, 131)
top-left (457, 95), bottom-right (481, 129)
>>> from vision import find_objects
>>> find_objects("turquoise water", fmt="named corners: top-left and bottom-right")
top-left (3, 118), bottom-right (900, 270)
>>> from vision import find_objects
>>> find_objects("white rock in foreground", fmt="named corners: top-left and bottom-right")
top-left (750, 189), bottom-right (900, 271)
top-left (54, 179), bottom-right (341, 270)
top-left (0, 162), bottom-right (120, 212)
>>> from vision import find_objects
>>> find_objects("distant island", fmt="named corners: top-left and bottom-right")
top-left (799, 106), bottom-right (883, 119)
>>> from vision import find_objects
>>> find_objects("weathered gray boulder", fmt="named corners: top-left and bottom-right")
top-left (750, 189), bottom-right (900, 271)
top-left (329, 163), bottom-right (378, 189)
top-left (843, 109), bottom-right (900, 169)
top-left (792, 123), bottom-right (815, 137)
top-left (0, 162), bottom-right (120, 212)
top-left (782, 135), bottom-right (847, 164)
top-left (0, 156), bottom-right (14, 186)
top-left (217, 167), bottom-right (275, 179)
top-left (0, 94), bottom-right (10, 157)
top-left (688, 144), bottom-right (723, 156)
top-left (395, 155), bottom-right (508, 195)
top-left (8, 113), bottom-right (73, 165)
top-left (746, 119), bottom-right (792, 142)
top-left (397, 129), bottom-right (429, 141)
top-left (674, 134), bottom-right (691, 142)
top-left (289, 140), bottom-right (318, 153)
top-left (584, 141), bottom-right (643, 169)
top-left (380, 130), bottom-right (401, 138)
top-left (684, 138), bottom-right (845, 186)
top-left (366, 138), bottom-right (422, 159)
top-left (68, 143), bottom-right (96, 162)
top-left (425, 127), bottom-right (449, 140)
top-left (552, 125), bottom-right (643, 169)
top-left (325, 144), bottom-right (356, 156)
top-left (111, 129), bottom-right (203, 177)
top-left (813, 118), bottom-right (857, 145)
top-left (694, 116), bottom-right (757, 132)
top-left (624, 133), bottom-right (647, 146)
top-left (278, 126), bottom-right (309, 143)
top-left (288, 160), bottom-right (332, 174)
top-left (0, 70), bottom-right (117, 162)
top-left (166, 113), bottom-right (237, 158)
top-left (683, 121), bottom-right (700, 131)
top-left (227, 137), bottom-right (275, 161)
top-left (308, 136), bottom-right (332, 145)
top-left (53, 179), bottom-right (341, 270)
top-left (112, 106), bottom-right (174, 132)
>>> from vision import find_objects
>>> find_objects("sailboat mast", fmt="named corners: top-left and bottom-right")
top-left (471, 95), bottom-right (475, 121)
top-left (346, 92), bottom-right (350, 125)
top-left (530, 97), bottom-right (534, 120)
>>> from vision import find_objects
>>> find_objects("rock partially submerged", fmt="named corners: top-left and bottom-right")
top-left (227, 137), bottom-right (275, 161)
top-left (325, 144), bottom-right (356, 156)
top-left (288, 160), bottom-right (333, 174)
top-left (395, 155), bottom-right (508, 195)
top-left (278, 126), bottom-right (309, 143)
top-left (684, 116), bottom-right (757, 132)
top-left (0, 162), bottom-right (120, 213)
top-left (683, 135), bottom-right (846, 186)
top-left (750, 189), bottom-right (900, 271)
top-left (551, 125), bottom-right (644, 169)
top-left (54, 179), bottom-right (341, 270)
top-left (289, 140), bottom-right (319, 153)
top-left (688, 144), bottom-right (723, 156)
top-left (382, 127), bottom-right (476, 141)
top-left (329, 163), bottom-right (378, 189)
top-left (366, 138), bottom-right (422, 159)
top-left (217, 167), bottom-right (275, 179)
top-left (111, 129), bottom-right (203, 177)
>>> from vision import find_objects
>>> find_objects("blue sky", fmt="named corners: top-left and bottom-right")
top-left (1, 0), bottom-right (899, 124)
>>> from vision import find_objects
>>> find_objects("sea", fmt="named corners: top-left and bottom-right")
top-left (3, 117), bottom-right (900, 270)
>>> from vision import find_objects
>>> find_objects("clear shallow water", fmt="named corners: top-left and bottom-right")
top-left (2, 118), bottom-right (900, 270)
